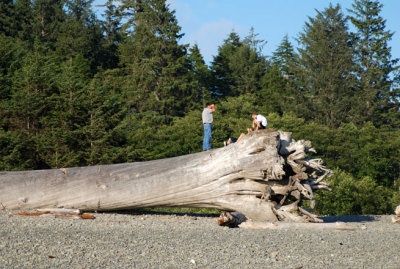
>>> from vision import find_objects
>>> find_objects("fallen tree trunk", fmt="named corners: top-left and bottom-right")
top-left (0, 130), bottom-right (331, 222)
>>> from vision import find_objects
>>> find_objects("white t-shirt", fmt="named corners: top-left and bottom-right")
top-left (256, 114), bottom-right (267, 127)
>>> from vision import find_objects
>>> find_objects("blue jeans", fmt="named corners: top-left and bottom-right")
top-left (203, 123), bottom-right (212, 151)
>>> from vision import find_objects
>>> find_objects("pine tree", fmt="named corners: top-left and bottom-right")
top-left (295, 4), bottom-right (356, 127)
top-left (118, 0), bottom-right (192, 118)
top-left (7, 41), bottom-right (59, 169)
top-left (31, 0), bottom-right (65, 48)
top-left (100, 0), bottom-right (122, 45)
top-left (0, 35), bottom-right (26, 132)
top-left (229, 29), bottom-right (267, 96)
top-left (210, 32), bottom-right (241, 98)
top-left (187, 44), bottom-right (211, 108)
top-left (57, 0), bottom-right (105, 73)
top-left (348, 0), bottom-right (399, 126)
top-left (99, 0), bottom-right (122, 69)
top-left (0, 0), bottom-right (34, 42)
top-left (263, 34), bottom-right (303, 115)
top-left (49, 54), bottom-right (92, 167)
top-left (271, 34), bottom-right (297, 79)
top-left (210, 30), bottom-right (267, 98)
top-left (0, 0), bottom-right (15, 37)
top-left (85, 73), bottom-right (127, 165)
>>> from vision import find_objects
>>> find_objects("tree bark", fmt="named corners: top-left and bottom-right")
top-left (0, 130), bottom-right (331, 222)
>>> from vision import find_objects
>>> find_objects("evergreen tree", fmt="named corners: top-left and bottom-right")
top-left (295, 4), bottom-right (356, 127)
top-left (99, 0), bottom-right (122, 69)
top-left (210, 30), bottom-right (267, 98)
top-left (187, 44), bottom-right (211, 107)
top-left (102, 0), bottom-right (122, 44)
top-left (6, 41), bottom-right (59, 169)
top-left (118, 0), bottom-right (192, 118)
top-left (58, 0), bottom-right (105, 73)
top-left (85, 72), bottom-right (127, 165)
top-left (49, 54), bottom-right (92, 167)
top-left (210, 32), bottom-right (241, 98)
top-left (31, 0), bottom-right (65, 48)
top-left (271, 34), bottom-right (297, 78)
top-left (263, 34), bottom-right (303, 115)
top-left (259, 62), bottom-right (293, 115)
top-left (229, 29), bottom-right (267, 96)
top-left (0, 35), bottom-right (27, 131)
top-left (348, 0), bottom-right (399, 126)
top-left (0, 0), bottom-right (35, 43)
top-left (0, 0), bottom-right (15, 37)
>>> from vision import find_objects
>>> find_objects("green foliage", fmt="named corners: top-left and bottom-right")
top-left (85, 71), bottom-right (127, 165)
top-left (210, 32), bottom-right (241, 97)
top-left (212, 94), bottom-right (259, 145)
top-left (271, 34), bottom-right (297, 77)
top-left (0, 130), bottom-right (34, 171)
top-left (269, 114), bottom-right (400, 187)
top-left (210, 30), bottom-right (267, 98)
top-left (187, 44), bottom-right (212, 108)
top-left (295, 4), bottom-right (357, 127)
top-left (315, 169), bottom-right (394, 215)
top-left (348, 0), bottom-right (399, 127)
top-left (391, 179), bottom-right (400, 208)
top-left (118, 0), bottom-right (193, 117)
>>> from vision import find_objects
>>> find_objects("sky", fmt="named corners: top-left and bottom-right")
top-left (93, 0), bottom-right (400, 65)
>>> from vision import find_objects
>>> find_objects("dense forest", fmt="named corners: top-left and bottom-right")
top-left (0, 0), bottom-right (399, 215)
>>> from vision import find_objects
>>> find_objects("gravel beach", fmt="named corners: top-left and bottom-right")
top-left (1, 210), bottom-right (399, 269)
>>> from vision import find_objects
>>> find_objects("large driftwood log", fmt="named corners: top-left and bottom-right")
top-left (0, 130), bottom-right (331, 222)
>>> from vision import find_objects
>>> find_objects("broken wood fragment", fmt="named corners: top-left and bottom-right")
top-left (9, 211), bottom-right (51, 217)
top-left (9, 209), bottom-right (95, 220)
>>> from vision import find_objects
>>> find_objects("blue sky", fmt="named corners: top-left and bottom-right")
top-left (93, 0), bottom-right (400, 65)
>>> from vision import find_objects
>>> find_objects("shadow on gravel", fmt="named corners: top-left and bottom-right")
top-left (99, 210), bottom-right (379, 223)
top-left (99, 208), bottom-right (220, 218)
top-left (321, 215), bottom-right (376, 223)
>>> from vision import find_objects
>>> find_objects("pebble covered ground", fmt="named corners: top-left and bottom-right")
top-left (1, 210), bottom-right (399, 269)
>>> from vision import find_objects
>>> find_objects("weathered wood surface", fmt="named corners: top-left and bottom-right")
top-left (0, 130), bottom-right (331, 222)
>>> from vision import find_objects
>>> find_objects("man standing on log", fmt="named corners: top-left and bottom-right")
top-left (202, 103), bottom-right (215, 151)
top-left (251, 113), bottom-right (267, 131)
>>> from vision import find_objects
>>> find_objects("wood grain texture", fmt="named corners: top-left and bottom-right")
top-left (0, 130), bottom-right (331, 222)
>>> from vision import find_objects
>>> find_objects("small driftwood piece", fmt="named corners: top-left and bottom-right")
top-left (1, 130), bottom-right (331, 223)
top-left (9, 208), bottom-right (95, 219)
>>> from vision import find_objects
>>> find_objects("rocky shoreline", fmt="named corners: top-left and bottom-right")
top-left (1, 210), bottom-right (399, 268)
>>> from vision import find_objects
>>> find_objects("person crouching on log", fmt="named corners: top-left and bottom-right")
top-left (225, 113), bottom-right (268, 146)
top-left (202, 103), bottom-right (215, 151)
top-left (251, 113), bottom-right (267, 131)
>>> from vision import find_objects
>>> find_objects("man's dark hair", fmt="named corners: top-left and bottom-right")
top-left (205, 102), bottom-right (213, 107)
